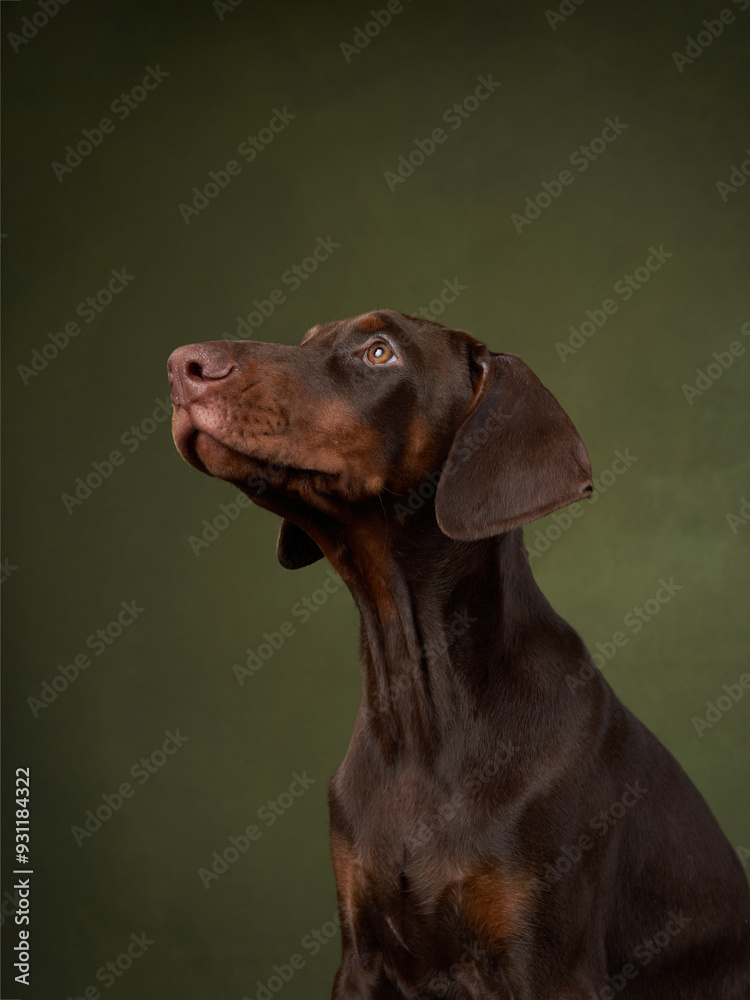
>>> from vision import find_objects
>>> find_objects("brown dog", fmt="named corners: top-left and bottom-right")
top-left (168, 310), bottom-right (750, 999)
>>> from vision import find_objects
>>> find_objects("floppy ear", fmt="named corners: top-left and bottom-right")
top-left (435, 351), bottom-right (593, 540)
top-left (276, 519), bottom-right (324, 569)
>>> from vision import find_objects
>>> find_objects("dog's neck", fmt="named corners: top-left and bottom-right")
top-left (325, 512), bottom-right (565, 758)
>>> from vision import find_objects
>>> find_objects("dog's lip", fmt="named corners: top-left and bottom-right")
top-left (185, 427), bottom-right (265, 480)
top-left (171, 405), bottom-right (220, 475)
top-left (171, 401), bottom-right (193, 443)
top-left (173, 412), bottom-right (212, 475)
top-left (171, 394), bottom-right (350, 490)
top-left (173, 403), bottom-right (250, 472)
top-left (172, 405), bottom-right (337, 486)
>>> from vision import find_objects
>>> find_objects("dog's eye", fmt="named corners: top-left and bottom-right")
top-left (365, 341), bottom-right (396, 365)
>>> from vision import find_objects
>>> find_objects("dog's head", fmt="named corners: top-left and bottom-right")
top-left (168, 310), bottom-right (592, 568)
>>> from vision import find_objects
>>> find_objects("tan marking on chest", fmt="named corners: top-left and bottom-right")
top-left (330, 834), bottom-right (361, 925)
top-left (462, 865), bottom-right (537, 942)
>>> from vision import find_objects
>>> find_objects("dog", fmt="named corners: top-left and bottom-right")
top-left (168, 310), bottom-right (750, 998)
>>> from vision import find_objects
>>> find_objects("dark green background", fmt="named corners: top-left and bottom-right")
top-left (2, 0), bottom-right (749, 996)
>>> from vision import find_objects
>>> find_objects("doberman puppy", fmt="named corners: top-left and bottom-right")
top-left (168, 310), bottom-right (750, 999)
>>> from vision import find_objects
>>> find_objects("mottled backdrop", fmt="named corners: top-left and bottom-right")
top-left (2, 0), bottom-right (749, 997)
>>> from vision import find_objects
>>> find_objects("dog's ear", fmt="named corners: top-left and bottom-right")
top-left (435, 351), bottom-right (593, 540)
top-left (276, 519), bottom-right (324, 569)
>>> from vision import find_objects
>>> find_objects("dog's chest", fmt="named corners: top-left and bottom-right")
top-left (330, 768), bottom-right (534, 987)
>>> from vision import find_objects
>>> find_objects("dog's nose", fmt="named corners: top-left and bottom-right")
top-left (167, 344), bottom-right (237, 405)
